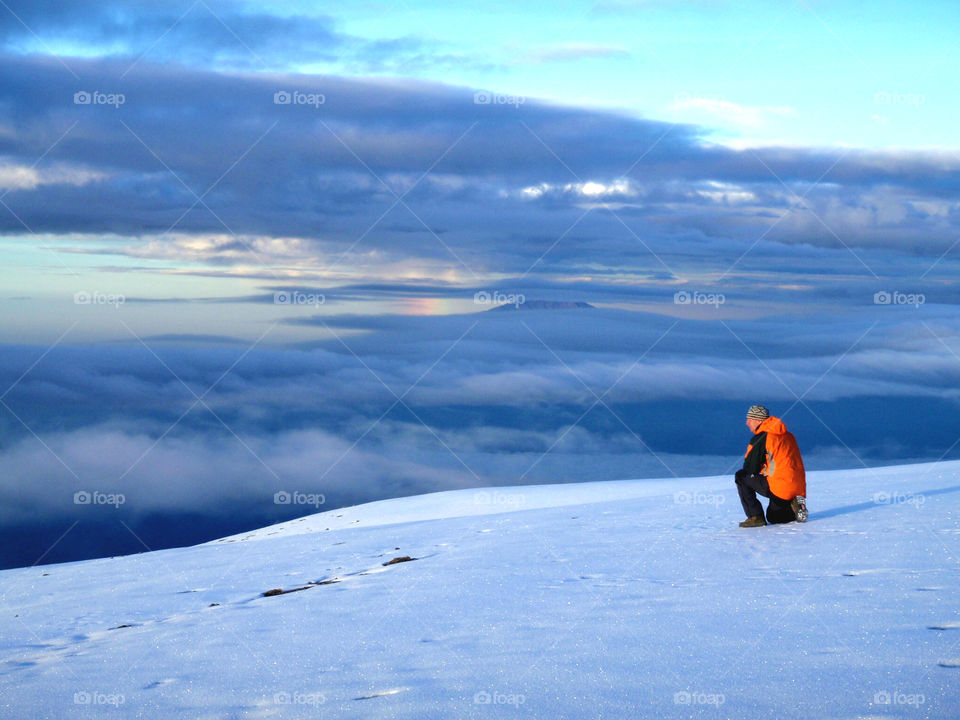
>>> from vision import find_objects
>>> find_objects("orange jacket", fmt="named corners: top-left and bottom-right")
top-left (745, 416), bottom-right (806, 500)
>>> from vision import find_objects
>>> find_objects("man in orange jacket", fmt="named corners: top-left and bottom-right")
top-left (735, 404), bottom-right (808, 527)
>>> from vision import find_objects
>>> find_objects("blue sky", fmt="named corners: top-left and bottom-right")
top-left (1, 0), bottom-right (959, 567)
top-left (321, 0), bottom-right (959, 149)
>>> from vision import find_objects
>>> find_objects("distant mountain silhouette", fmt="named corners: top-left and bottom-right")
top-left (489, 300), bottom-right (595, 311)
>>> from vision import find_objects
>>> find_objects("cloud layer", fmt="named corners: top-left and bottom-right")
top-left (2, 1), bottom-right (960, 569)
top-left (2, 52), bottom-right (960, 291)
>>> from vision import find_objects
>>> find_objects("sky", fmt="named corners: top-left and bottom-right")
top-left (1, 0), bottom-right (959, 568)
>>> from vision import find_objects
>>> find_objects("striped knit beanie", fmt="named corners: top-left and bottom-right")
top-left (746, 404), bottom-right (769, 421)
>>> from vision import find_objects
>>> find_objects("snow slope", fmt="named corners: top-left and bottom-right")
top-left (1, 462), bottom-right (959, 719)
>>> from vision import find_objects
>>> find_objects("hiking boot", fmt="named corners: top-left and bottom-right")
top-left (791, 495), bottom-right (808, 523)
top-left (739, 515), bottom-right (766, 528)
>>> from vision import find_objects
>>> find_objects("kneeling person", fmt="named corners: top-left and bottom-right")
top-left (735, 405), bottom-right (807, 527)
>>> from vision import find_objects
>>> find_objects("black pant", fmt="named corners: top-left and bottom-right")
top-left (735, 470), bottom-right (795, 523)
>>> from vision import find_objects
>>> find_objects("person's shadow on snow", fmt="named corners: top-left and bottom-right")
top-left (812, 484), bottom-right (960, 521)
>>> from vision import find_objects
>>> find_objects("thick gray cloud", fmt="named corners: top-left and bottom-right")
top-left (1, 52), bottom-right (960, 285)
top-left (3, 306), bottom-right (959, 459)
top-left (0, 0), bottom-right (459, 73)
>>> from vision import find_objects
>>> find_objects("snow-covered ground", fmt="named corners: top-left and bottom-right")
top-left (1, 462), bottom-right (959, 719)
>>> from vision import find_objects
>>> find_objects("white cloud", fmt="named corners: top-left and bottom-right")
top-left (696, 181), bottom-right (757, 204)
top-left (0, 161), bottom-right (107, 191)
top-left (669, 95), bottom-right (796, 128)
top-left (516, 179), bottom-right (637, 200)
top-left (516, 42), bottom-right (631, 64)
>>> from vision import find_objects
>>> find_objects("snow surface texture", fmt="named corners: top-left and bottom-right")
top-left (1, 462), bottom-right (959, 719)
